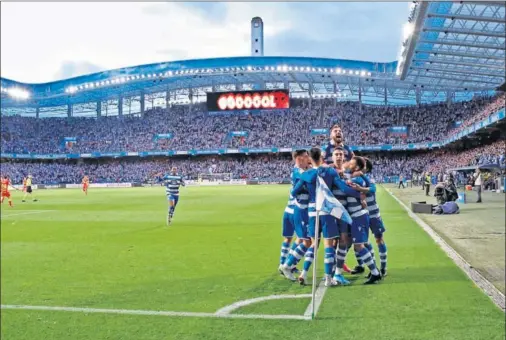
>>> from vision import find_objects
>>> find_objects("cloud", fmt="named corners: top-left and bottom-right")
top-left (0, 2), bottom-right (408, 83)
top-left (53, 61), bottom-right (105, 81)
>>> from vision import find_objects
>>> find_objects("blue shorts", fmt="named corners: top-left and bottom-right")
top-left (337, 220), bottom-right (350, 235)
top-left (282, 210), bottom-right (295, 238)
top-left (168, 195), bottom-right (179, 205)
top-left (293, 207), bottom-right (309, 240)
top-left (350, 214), bottom-right (370, 244)
top-left (309, 215), bottom-right (339, 239)
top-left (369, 217), bottom-right (386, 238)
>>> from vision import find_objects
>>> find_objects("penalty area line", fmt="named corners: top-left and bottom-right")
top-left (1, 304), bottom-right (311, 321)
top-left (385, 187), bottom-right (505, 312)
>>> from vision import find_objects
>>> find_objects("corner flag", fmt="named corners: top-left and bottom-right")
top-left (316, 176), bottom-right (353, 225)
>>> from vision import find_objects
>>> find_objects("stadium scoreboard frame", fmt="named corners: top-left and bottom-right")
top-left (206, 90), bottom-right (290, 112)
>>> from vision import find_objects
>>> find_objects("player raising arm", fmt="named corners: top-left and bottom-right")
top-left (156, 167), bottom-right (185, 225)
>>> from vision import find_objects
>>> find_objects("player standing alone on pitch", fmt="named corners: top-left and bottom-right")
top-left (22, 175), bottom-right (38, 202)
top-left (156, 167), bottom-right (185, 225)
top-left (1, 175), bottom-right (19, 207)
top-left (82, 175), bottom-right (90, 196)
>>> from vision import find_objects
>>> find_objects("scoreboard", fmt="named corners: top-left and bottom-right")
top-left (206, 90), bottom-right (290, 111)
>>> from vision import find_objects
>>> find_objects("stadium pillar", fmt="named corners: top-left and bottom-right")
top-left (140, 92), bottom-right (145, 117)
top-left (36, 107), bottom-right (40, 119)
top-left (97, 101), bottom-right (101, 117)
top-left (308, 87), bottom-right (312, 111)
top-left (384, 81), bottom-right (388, 105)
top-left (358, 79), bottom-right (362, 111)
top-left (333, 82), bottom-right (338, 107)
top-left (416, 88), bottom-right (421, 107)
top-left (164, 91), bottom-right (169, 111)
top-left (67, 104), bottom-right (72, 117)
top-left (446, 91), bottom-right (454, 108)
top-left (118, 97), bottom-right (123, 116)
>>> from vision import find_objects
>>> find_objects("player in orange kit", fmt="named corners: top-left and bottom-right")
top-left (82, 176), bottom-right (90, 195)
top-left (1, 175), bottom-right (18, 207)
top-left (22, 177), bottom-right (27, 193)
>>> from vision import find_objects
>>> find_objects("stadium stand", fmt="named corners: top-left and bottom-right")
top-left (1, 95), bottom-right (503, 154)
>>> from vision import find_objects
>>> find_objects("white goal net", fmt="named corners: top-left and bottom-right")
top-left (197, 173), bottom-right (233, 183)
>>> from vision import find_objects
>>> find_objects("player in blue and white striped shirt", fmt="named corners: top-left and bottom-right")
top-left (322, 124), bottom-right (354, 166)
top-left (345, 157), bottom-right (382, 285)
top-left (355, 158), bottom-right (388, 278)
top-left (279, 150), bottom-right (310, 275)
top-left (157, 167), bottom-right (185, 225)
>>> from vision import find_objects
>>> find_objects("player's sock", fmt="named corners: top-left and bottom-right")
top-left (284, 243), bottom-right (307, 268)
top-left (302, 247), bottom-right (314, 272)
top-left (169, 206), bottom-right (175, 217)
top-left (8, 200), bottom-right (13, 207)
top-left (378, 243), bottom-right (387, 271)
top-left (365, 242), bottom-right (375, 258)
top-left (357, 247), bottom-right (380, 276)
top-left (324, 247), bottom-right (335, 276)
top-left (365, 242), bottom-right (377, 266)
top-left (335, 245), bottom-right (348, 275)
top-left (354, 250), bottom-right (365, 268)
top-left (280, 241), bottom-right (290, 265)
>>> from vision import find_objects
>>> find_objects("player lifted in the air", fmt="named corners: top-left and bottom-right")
top-left (322, 123), bottom-right (355, 166)
top-left (82, 176), bottom-right (90, 196)
top-left (1, 175), bottom-right (19, 207)
top-left (157, 167), bottom-right (185, 225)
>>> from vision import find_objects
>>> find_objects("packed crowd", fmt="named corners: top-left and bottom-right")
top-left (1, 95), bottom-right (503, 155)
top-left (368, 140), bottom-right (505, 179)
top-left (1, 139), bottom-right (503, 184)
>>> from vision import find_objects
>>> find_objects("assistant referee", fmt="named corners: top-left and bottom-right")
top-left (22, 175), bottom-right (38, 202)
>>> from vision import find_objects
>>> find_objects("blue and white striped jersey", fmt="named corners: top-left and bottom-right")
top-left (161, 174), bottom-right (185, 196)
top-left (291, 167), bottom-right (309, 211)
top-left (346, 176), bottom-right (368, 218)
top-left (332, 170), bottom-right (348, 208)
top-left (292, 167), bottom-right (361, 218)
top-left (322, 141), bottom-right (353, 165)
top-left (361, 174), bottom-right (380, 219)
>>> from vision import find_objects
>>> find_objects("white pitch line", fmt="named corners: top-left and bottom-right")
top-left (304, 280), bottom-right (328, 318)
top-left (215, 294), bottom-right (311, 315)
top-left (1, 304), bottom-right (311, 321)
top-left (385, 187), bottom-right (505, 312)
top-left (1, 210), bottom-right (54, 218)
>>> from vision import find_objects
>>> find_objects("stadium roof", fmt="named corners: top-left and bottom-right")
top-left (397, 1), bottom-right (505, 89)
top-left (1, 1), bottom-right (504, 113)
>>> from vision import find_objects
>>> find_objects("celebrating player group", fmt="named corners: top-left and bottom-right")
top-left (278, 124), bottom-right (388, 286)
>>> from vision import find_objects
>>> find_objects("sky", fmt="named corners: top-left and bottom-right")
top-left (1, 2), bottom-right (409, 84)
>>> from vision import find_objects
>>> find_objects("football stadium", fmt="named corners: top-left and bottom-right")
top-left (1, 2), bottom-right (505, 339)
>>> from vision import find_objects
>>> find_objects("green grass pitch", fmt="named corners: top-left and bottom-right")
top-left (1, 185), bottom-right (504, 340)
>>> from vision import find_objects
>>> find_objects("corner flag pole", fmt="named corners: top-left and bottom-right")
top-left (311, 207), bottom-right (321, 320)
